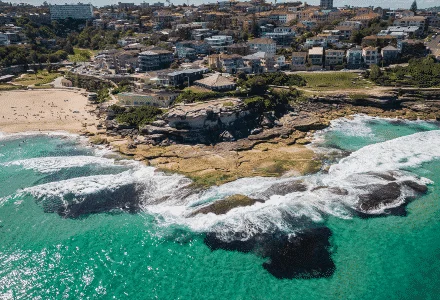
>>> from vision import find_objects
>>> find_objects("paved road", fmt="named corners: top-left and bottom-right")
top-left (426, 34), bottom-right (440, 53)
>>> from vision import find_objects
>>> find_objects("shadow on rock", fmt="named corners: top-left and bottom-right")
top-left (204, 227), bottom-right (335, 279)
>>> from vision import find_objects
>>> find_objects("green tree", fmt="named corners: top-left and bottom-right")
top-left (369, 64), bottom-right (382, 81)
top-left (410, 0), bottom-right (417, 13)
top-left (245, 76), bottom-right (268, 95)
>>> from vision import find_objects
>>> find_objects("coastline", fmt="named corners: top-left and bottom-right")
top-left (2, 87), bottom-right (440, 188)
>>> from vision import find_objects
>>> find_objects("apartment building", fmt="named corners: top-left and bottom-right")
top-left (204, 35), bottom-right (233, 51)
top-left (362, 46), bottom-right (379, 66)
top-left (305, 36), bottom-right (328, 49)
top-left (263, 27), bottom-right (296, 46)
top-left (320, 0), bottom-right (333, 9)
top-left (393, 16), bottom-right (426, 30)
top-left (157, 68), bottom-right (208, 87)
top-left (247, 38), bottom-right (277, 55)
top-left (308, 47), bottom-right (324, 66)
top-left (291, 52), bottom-right (307, 70)
top-left (49, 4), bottom-right (93, 20)
top-left (138, 50), bottom-right (174, 72)
top-left (381, 45), bottom-right (399, 64)
top-left (325, 49), bottom-right (345, 66)
top-left (346, 46), bottom-right (363, 68)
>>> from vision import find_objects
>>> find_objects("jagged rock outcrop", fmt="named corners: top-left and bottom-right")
top-left (189, 194), bottom-right (263, 217)
top-left (260, 180), bottom-right (308, 199)
top-left (165, 98), bottom-right (249, 130)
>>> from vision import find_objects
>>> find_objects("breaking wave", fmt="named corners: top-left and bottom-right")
top-left (2, 128), bottom-right (439, 243)
top-left (2, 156), bottom-right (128, 173)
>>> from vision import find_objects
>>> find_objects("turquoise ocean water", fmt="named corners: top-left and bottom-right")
top-left (1, 116), bottom-right (440, 299)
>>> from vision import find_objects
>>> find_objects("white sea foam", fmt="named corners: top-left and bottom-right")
top-left (311, 114), bottom-right (376, 146)
top-left (143, 130), bottom-right (440, 240)
top-left (2, 156), bottom-right (124, 173)
top-left (328, 129), bottom-right (440, 178)
top-left (0, 130), bottom-right (79, 141)
top-left (3, 127), bottom-right (439, 243)
top-left (16, 166), bottom-right (192, 209)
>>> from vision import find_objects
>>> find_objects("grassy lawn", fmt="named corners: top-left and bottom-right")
top-left (299, 72), bottom-right (375, 91)
top-left (184, 86), bottom-right (212, 93)
top-left (13, 71), bottom-right (60, 87)
top-left (68, 48), bottom-right (95, 62)
top-left (0, 84), bottom-right (25, 91)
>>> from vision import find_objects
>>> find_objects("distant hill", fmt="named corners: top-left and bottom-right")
top-left (426, 6), bottom-right (440, 12)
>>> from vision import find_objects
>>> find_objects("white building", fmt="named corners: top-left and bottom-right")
top-left (362, 46), bottom-right (379, 66)
top-left (247, 38), bottom-right (276, 55)
top-left (305, 37), bottom-right (328, 49)
top-left (50, 4), bottom-right (93, 20)
top-left (275, 55), bottom-right (286, 68)
top-left (117, 91), bottom-right (178, 107)
top-left (0, 33), bottom-right (10, 45)
top-left (393, 16), bottom-right (426, 30)
top-left (204, 35), bottom-right (233, 49)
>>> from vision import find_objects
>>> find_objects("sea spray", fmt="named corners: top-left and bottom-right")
top-left (1, 118), bottom-right (440, 296)
top-left (1, 130), bottom-right (437, 240)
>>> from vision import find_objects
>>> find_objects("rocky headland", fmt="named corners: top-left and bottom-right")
top-left (85, 87), bottom-right (440, 187)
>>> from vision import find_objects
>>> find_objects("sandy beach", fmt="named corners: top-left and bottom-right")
top-left (0, 89), bottom-right (98, 133)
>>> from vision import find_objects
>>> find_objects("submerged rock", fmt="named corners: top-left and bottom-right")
top-left (39, 184), bottom-right (143, 218)
top-left (358, 182), bottom-right (401, 212)
top-left (189, 194), bottom-right (263, 217)
top-left (260, 180), bottom-right (308, 198)
top-left (204, 227), bottom-right (335, 279)
top-left (401, 180), bottom-right (428, 194)
top-left (356, 178), bottom-right (428, 216)
top-left (262, 227), bottom-right (335, 279)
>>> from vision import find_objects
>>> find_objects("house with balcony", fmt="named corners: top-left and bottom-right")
top-left (114, 50), bottom-right (140, 74)
top-left (393, 16), bottom-right (426, 31)
top-left (305, 36), bottom-right (328, 49)
top-left (176, 40), bottom-right (211, 58)
top-left (381, 45), bottom-right (399, 64)
top-left (208, 54), bottom-right (244, 73)
top-left (204, 35), bottom-right (233, 52)
top-left (247, 37), bottom-right (277, 55)
top-left (362, 46), bottom-right (379, 66)
top-left (242, 53), bottom-right (264, 74)
top-left (263, 27), bottom-right (296, 46)
top-left (325, 49), bottom-right (345, 67)
top-left (346, 46), bottom-right (363, 69)
top-left (335, 26), bottom-right (355, 40)
top-left (275, 55), bottom-right (286, 69)
top-left (291, 52), bottom-right (307, 70)
top-left (308, 47), bottom-right (324, 66)
top-left (176, 47), bottom-right (197, 60)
